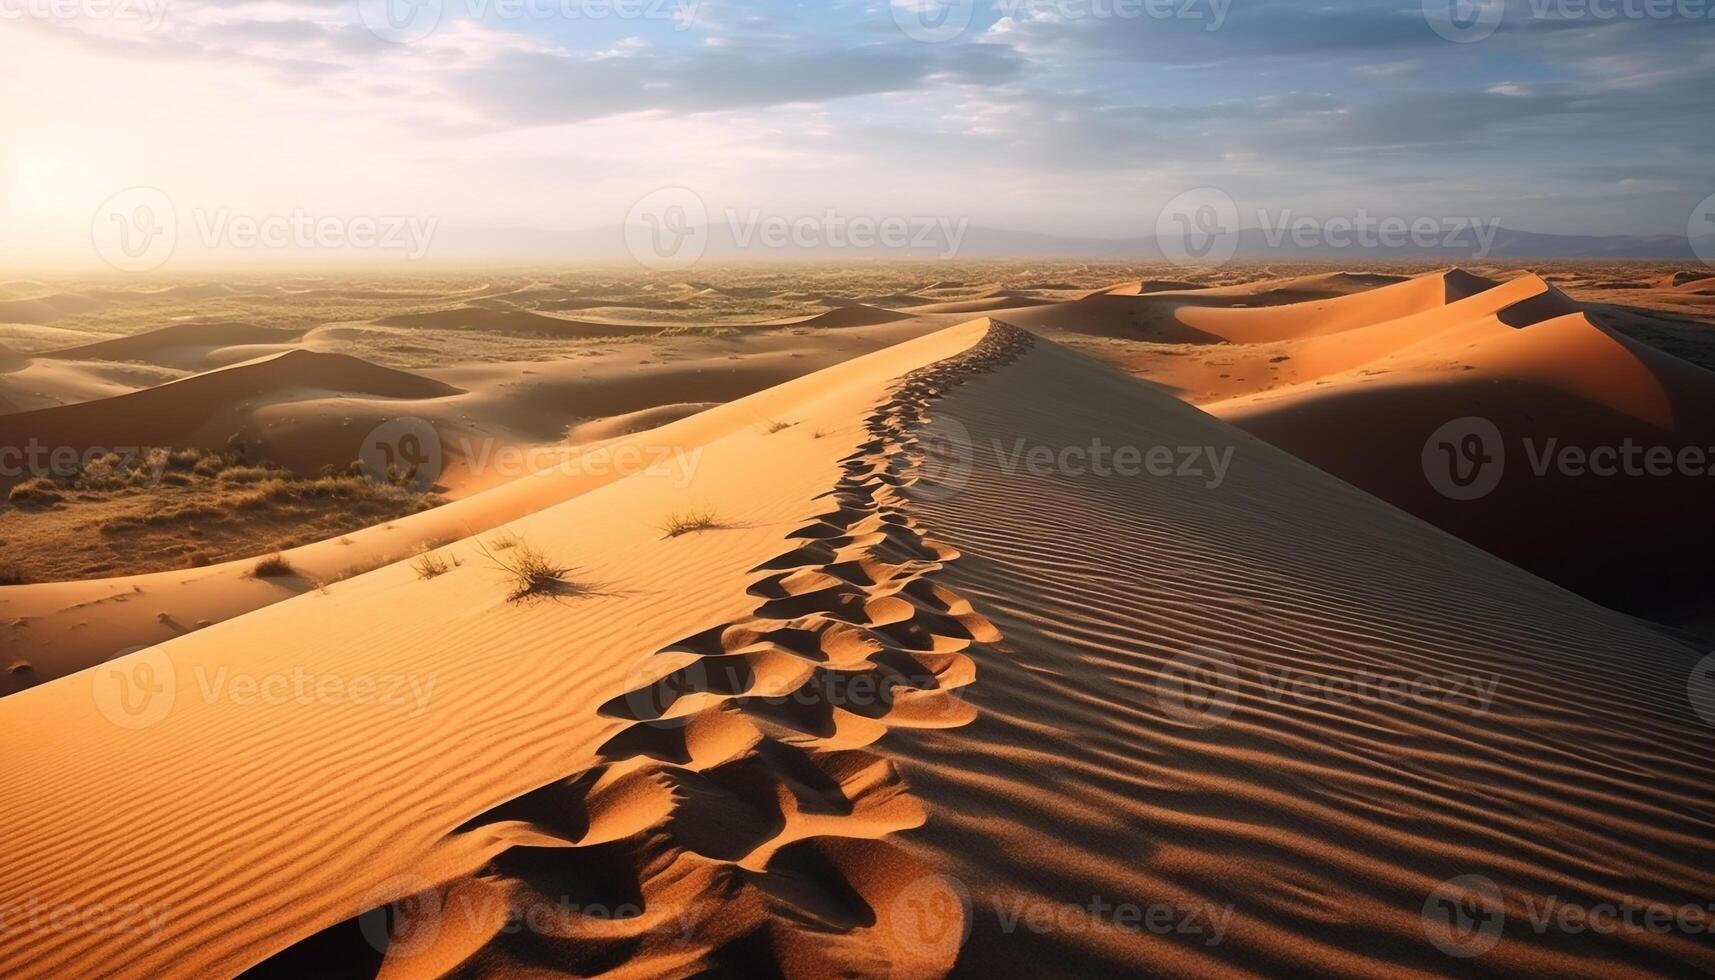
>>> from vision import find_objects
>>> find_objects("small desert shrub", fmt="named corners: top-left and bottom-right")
top-left (477, 537), bottom-right (574, 601)
top-left (220, 479), bottom-right (292, 511)
top-left (658, 324), bottom-right (739, 338)
top-left (252, 553), bottom-right (294, 578)
top-left (192, 455), bottom-right (229, 477)
top-left (8, 478), bottom-right (64, 506)
top-left (166, 448), bottom-right (206, 470)
top-left (765, 420), bottom-right (792, 434)
top-left (661, 508), bottom-right (723, 539)
top-left (0, 563), bottom-right (31, 586)
top-left (217, 465), bottom-right (282, 485)
top-left (159, 471), bottom-right (193, 487)
top-left (412, 550), bottom-right (456, 580)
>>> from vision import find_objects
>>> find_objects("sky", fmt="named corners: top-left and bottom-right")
top-left (0, 0), bottom-right (1711, 269)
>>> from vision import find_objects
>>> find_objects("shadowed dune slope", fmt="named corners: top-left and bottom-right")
top-left (897, 335), bottom-right (1714, 977)
top-left (0, 323), bottom-right (1709, 978)
top-left (789, 305), bottom-right (918, 328)
top-left (377, 308), bottom-right (661, 336)
top-left (1218, 312), bottom-right (1715, 620)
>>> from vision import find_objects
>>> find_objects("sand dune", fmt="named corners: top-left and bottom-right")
top-left (0, 350), bottom-right (459, 465)
top-left (0, 321), bottom-right (957, 689)
top-left (784, 305), bottom-right (917, 328)
top-left (1003, 267), bottom-right (1715, 630)
top-left (905, 296), bottom-right (1054, 315)
top-left (1661, 270), bottom-right (1715, 289)
top-left (42, 321), bottom-right (304, 370)
top-left (0, 292), bottom-right (104, 325)
top-left (378, 308), bottom-right (662, 336)
top-left (0, 341), bottom-right (23, 371)
top-left (1, 320), bottom-right (1709, 978)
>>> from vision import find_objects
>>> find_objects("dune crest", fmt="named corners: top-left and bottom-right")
top-left (43, 321), bottom-right (303, 370)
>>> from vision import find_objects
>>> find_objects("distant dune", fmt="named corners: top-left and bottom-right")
top-left (43, 321), bottom-right (304, 370)
top-left (378, 307), bottom-right (661, 336)
top-left (1006, 267), bottom-right (1715, 628)
top-left (785, 304), bottom-right (917, 328)
top-left (0, 350), bottom-right (460, 463)
top-left (0, 292), bottom-right (104, 325)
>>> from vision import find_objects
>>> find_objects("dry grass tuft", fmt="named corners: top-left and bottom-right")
top-left (412, 549), bottom-right (460, 580)
top-left (488, 530), bottom-right (521, 551)
top-left (7, 478), bottom-right (65, 507)
top-left (661, 508), bottom-right (724, 539)
top-left (251, 553), bottom-right (295, 579)
top-left (474, 536), bottom-right (577, 601)
top-left (764, 420), bottom-right (793, 434)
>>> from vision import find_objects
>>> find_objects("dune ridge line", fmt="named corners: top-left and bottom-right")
top-left (251, 322), bottom-right (1036, 976)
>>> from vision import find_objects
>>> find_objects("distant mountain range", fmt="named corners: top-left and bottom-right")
top-left (411, 223), bottom-right (1715, 263)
